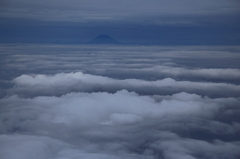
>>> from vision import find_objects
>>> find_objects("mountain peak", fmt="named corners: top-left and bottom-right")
top-left (87, 34), bottom-right (121, 44)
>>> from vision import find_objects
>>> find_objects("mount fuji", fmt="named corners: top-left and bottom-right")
top-left (87, 34), bottom-right (122, 44)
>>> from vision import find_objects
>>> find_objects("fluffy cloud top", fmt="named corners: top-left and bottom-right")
top-left (11, 72), bottom-right (240, 98)
top-left (1, 90), bottom-right (240, 159)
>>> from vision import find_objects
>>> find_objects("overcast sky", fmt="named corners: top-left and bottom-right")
top-left (0, 0), bottom-right (240, 44)
top-left (1, 0), bottom-right (239, 24)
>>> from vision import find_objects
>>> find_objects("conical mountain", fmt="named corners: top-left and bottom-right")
top-left (87, 34), bottom-right (121, 44)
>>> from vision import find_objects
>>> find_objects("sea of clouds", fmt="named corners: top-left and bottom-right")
top-left (0, 44), bottom-right (240, 159)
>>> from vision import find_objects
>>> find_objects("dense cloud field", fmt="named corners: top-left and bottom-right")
top-left (0, 44), bottom-right (240, 159)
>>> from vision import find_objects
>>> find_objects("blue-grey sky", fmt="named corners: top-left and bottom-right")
top-left (1, 0), bottom-right (240, 44)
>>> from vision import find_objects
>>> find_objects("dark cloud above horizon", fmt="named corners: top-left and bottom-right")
top-left (1, 0), bottom-right (240, 44)
top-left (1, 0), bottom-right (239, 25)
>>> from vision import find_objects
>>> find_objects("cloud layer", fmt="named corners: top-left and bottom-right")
top-left (1, 90), bottom-right (240, 158)
top-left (11, 71), bottom-right (240, 98)
top-left (0, 44), bottom-right (240, 159)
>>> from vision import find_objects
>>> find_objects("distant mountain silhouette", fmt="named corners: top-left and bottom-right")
top-left (87, 34), bottom-right (121, 44)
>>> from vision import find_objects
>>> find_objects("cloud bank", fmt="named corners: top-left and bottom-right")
top-left (10, 71), bottom-right (240, 98)
top-left (0, 44), bottom-right (240, 159)
top-left (1, 90), bottom-right (240, 159)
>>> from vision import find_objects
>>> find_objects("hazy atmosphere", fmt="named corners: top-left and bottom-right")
top-left (1, 0), bottom-right (240, 44)
top-left (0, 1), bottom-right (240, 159)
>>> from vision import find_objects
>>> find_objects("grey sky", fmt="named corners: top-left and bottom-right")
top-left (1, 0), bottom-right (239, 25)
top-left (0, 0), bottom-right (240, 44)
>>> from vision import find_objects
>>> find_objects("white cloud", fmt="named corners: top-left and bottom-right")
top-left (150, 137), bottom-right (240, 159)
top-left (143, 66), bottom-right (240, 81)
top-left (3, 45), bottom-right (240, 85)
top-left (101, 113), bottom-right (143, 125)
top-left (1, 44), bottom-right (240, 159)
top-left (0, 134), bottom-right (70, 159)
top-left (0, 90), bottom-right (240, 158)
top-left (0, 134), bottom-right (151, 159)
top-left (11, 71), bottom-right (240, 98)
